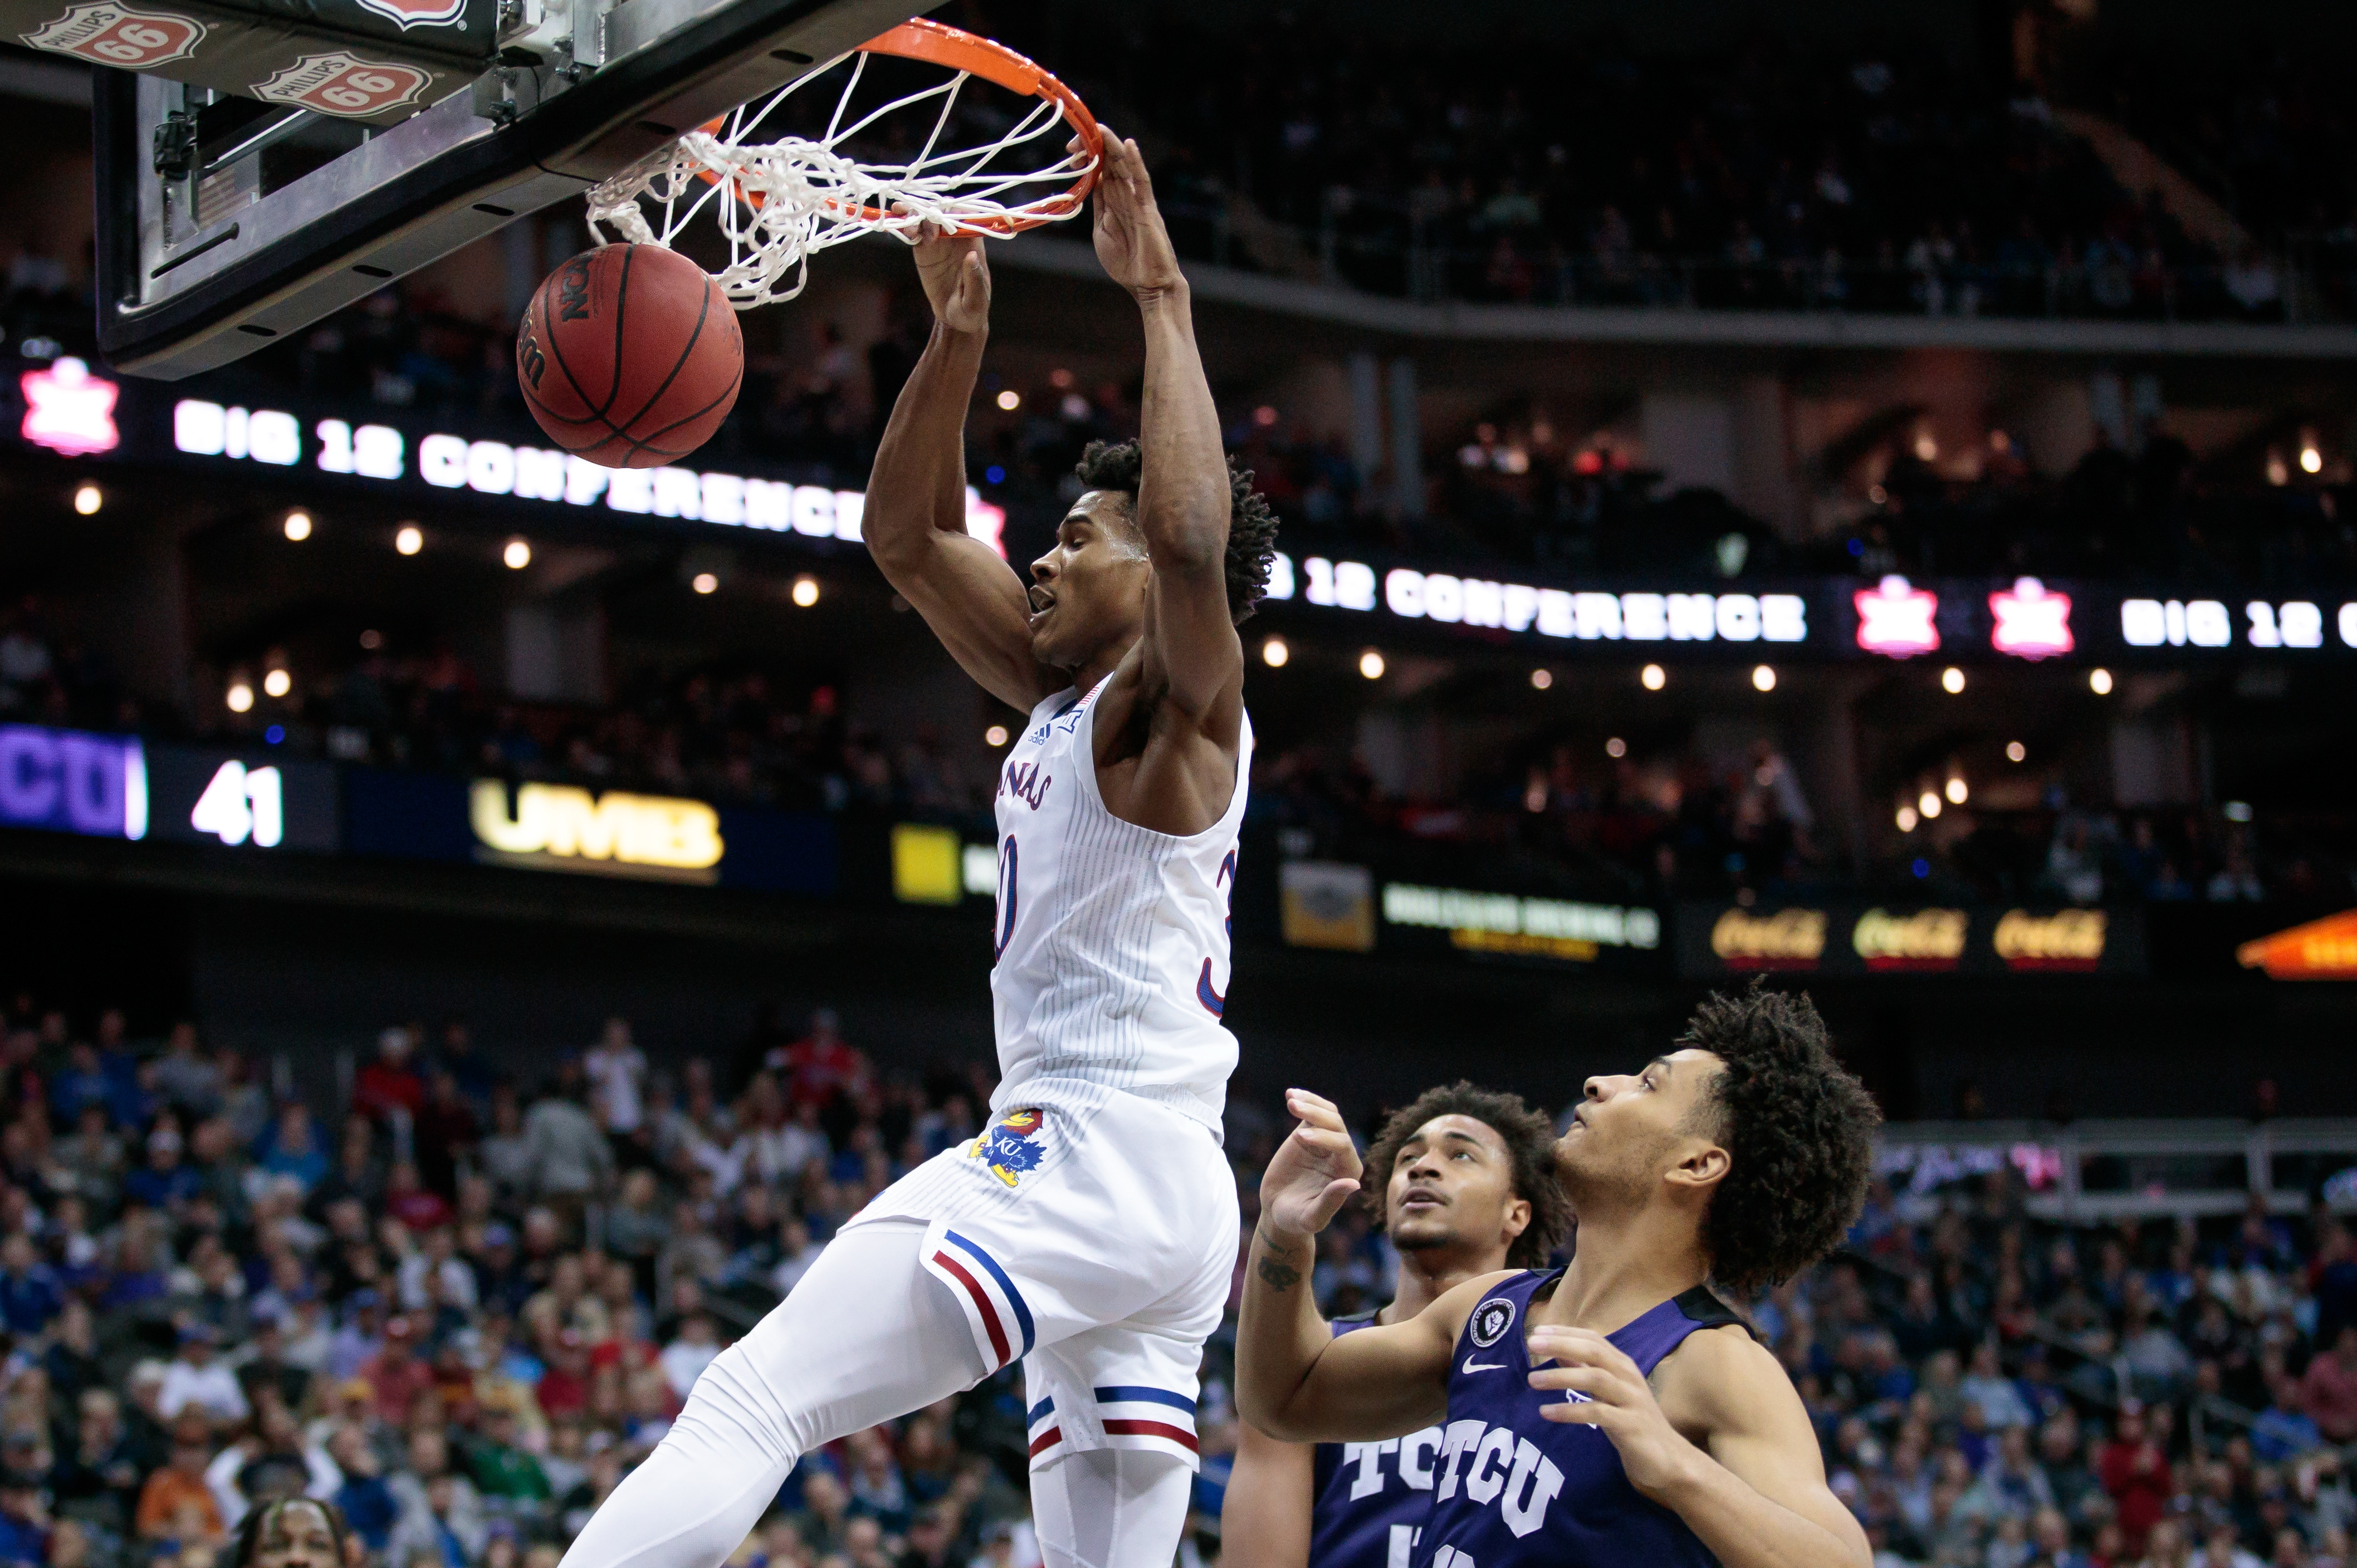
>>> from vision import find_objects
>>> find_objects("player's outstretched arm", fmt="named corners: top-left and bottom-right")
top-left (1526, 1324), bottom-right (1871, 1568)
top-left (863, 221), bottom-right (1059, 712)
top-left (1217, 1423), bottom-right (1316, 1568)
top-left (1237, 1090), bottom-right (1478, 1444)
top-left (1087, 131), bottom-right (1244, 733)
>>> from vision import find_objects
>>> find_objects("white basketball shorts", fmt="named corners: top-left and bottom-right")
top-left (844, 1089), bottom-right (1239, 1472)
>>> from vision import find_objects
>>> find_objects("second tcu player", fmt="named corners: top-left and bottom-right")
top-left (1236, 987), bottom-right (1881, 1568)
top-left (556, 136), bottom-right (1277, 1568)
top-left (1222, 1084), bottom-right (1567, 1568)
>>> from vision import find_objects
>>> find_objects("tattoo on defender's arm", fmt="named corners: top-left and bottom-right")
top-left (1255, 1239), bottom-right (1303, 1293)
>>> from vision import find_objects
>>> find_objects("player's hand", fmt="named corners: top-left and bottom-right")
top-left (1527, 1326), bottom-right (1706, 1498)
top-left (907, 214), bottom-right (991, 334)
top-left (1082, 129), bottom-right (1186, 300)
top-left (1258, 1088), bottom-right (1361, 1241)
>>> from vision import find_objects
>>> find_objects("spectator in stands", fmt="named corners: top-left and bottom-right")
top-left (255, 1104), bottom-right (328, 1195)
top-left (0, 1470), bottom-right (47, 1568)
top-left (357, 1316), bottom-right (433, 1426)
top-left (475, 1091), bottom-right (532, 1202)
top-left (520, 1067), bottom-right (612, 1225)
top-left (431, 1021), bottom-right (497, 1114)
top-left (1963, 1340), bottom-right (2038, 1430)
top-left (135, 1416), bottom-right (225, 1545)
top-left (775, 1010), bottom-right (867, 1114)
top-left (158, 1326), bottom-right (248, 1425)
top-left (582, 1020), bottom-right (648, 1154)
top-left (463, 1404), bottom-right (548, 1505)
top-left (48, 1043), bottom-right (107, 1129)
top-left (151, 1023), bottom-right (221, 1120)
top-left (656, 1314), bottom-right (718, 1403)
top-left (0, 1234), bottom-right (57, 1338)
top-left (355, 1030), bottom-right (427, 1126)
top-left (2101, 1402), bottom-right (2174, 1554)
top-left (125, 1123), bottom-right (200, 1215)
top-left (326, 1425), bottom-right (398, 1553)
top-left (413, 1074), bottom-right (479, 1201)
top-left (2302, 1323), bottom-right (2357, 1446)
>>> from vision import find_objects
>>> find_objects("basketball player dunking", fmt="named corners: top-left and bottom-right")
top-left (1222, 1084), bottom-right (1568, 1568)
top-left (1237, 988), bottom-right (1881, 1568)
top-left (555, 135), bottom-right (1276, 1568)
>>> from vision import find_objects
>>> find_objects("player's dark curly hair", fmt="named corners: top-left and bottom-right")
top-left (1681, 982), bottom-right (1880, 1294)
top-left (1361, 1081), bottom-right (1570, 1271)
top-left (1073, 439), bottom-right (1280, 624)
top-left (229, 1496), bottom-right (353, 1568)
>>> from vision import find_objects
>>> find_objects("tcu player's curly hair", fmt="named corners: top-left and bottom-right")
top-left (1680, 983), bottom-right (1881, 1293)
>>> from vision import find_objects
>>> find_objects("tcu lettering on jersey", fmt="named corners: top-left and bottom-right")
top-left (1339, 1429), bottom-right (1441, 1500)
top-left (1433, 1420), bottom-right (1566, 1539)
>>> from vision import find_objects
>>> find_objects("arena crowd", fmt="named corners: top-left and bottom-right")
top-left (0, 997), bottom-right (2348, 1568)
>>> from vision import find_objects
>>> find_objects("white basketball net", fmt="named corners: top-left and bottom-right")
top-left (584, 47), bottom-right (1096, 309)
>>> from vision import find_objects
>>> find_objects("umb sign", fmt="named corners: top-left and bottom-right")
top-left (2237, 911), bottom-right (2357, 980)
top-left (470, 780), bottom-right (725, 882)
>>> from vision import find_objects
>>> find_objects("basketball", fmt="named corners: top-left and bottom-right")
top-left (516, 243), bottom-right (743, 468)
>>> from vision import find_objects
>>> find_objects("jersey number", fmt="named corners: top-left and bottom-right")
top-left (1195, 847), bottom-right (1237, 1017)
top-left (992, 836), bottom-right (1019, 963)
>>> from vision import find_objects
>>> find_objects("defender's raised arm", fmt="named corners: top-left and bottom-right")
top-left (1235, 1090), bottom-right (1478, 1443)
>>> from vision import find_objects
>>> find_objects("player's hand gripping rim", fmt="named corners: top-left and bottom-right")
top-left (1258, 1087), bottom-right (1362, 1243)
top-left (902, 208), bottom-right (992, 335)
top-left (1079, 129), bottom-right (1187, 301)
top-left (1525, 1325), bottom-right (1707, 1497)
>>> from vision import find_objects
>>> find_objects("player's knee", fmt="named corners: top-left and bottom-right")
top-left (668, 1340), bottom-right (801, 1468)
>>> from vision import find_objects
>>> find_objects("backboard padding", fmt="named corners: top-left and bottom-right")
top-left (95, 0), bottom-right (926, 378)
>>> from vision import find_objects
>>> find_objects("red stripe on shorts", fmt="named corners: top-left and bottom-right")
top-left (1102, 1419), bottom-right (1200, 1452)
top-left (931, 1250), bottom-right (1011, 1367)
top-left (1028, 1426), bottom-right (1063, 1457)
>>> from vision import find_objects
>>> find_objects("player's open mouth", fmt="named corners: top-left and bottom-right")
top-left (1398, 1189), bottom-right (1448, 1212)
top-left (1028, 586), bottom-right (1056, 629)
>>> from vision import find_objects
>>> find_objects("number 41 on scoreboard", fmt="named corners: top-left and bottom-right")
top-left (190, 759), bottom-right (282, 847)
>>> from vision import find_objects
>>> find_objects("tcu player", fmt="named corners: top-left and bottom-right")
top-left (557, 136), bottom-right (1277, 1568)
top-left (1222, 1084), bottom-right (1568, 1568)
top-left (1237, 987), bottom-right (1880, 1568)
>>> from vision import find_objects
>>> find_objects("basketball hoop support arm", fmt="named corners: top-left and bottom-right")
top-left (94, 0), bottom-right (923, 378)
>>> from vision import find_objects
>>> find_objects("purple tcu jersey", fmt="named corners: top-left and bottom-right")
top-left (1310, 1315), bottom-right (1439, 1568)
top-left (1412, 1270), bottom-right (1745, 1568)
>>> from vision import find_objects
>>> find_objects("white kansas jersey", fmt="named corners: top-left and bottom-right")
top-left (988, 675), bottom-right (1251, 1136)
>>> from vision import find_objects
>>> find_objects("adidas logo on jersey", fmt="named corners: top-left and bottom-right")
top-left (1434, 1419), bottom-right (1566, 1540)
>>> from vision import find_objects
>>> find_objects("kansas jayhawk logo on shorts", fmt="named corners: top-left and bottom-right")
top-left (972, 1108), bottom-right (1047, 1187)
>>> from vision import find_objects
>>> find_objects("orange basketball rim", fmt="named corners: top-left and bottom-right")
top-left (696, 18), bottom-right (1104, 233)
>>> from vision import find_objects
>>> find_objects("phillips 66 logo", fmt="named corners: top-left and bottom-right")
top-left (252, 51), bottom-right (430, 117)
top-left (21, 2), bottom-right (205, 68)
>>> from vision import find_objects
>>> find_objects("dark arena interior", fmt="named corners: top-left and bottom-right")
top-left (5, 0), bottom-right (2357, 1565)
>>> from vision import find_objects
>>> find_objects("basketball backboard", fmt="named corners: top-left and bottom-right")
top-left (53, 0), bottom-right (924, 378)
